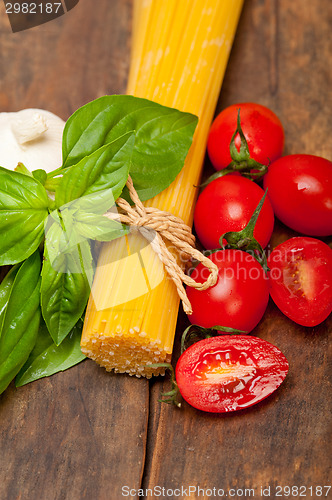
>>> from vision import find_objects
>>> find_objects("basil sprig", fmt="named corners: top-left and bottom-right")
top-left (0, 95), bottom-right (197, 395)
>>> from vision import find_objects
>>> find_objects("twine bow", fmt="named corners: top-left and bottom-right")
top-left (104, 176), bottom-right (218, 314)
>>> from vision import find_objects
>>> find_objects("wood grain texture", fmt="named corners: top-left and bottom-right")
top-left (0, 0), bottom-right (132, 117)
top-left (0, 362), bottom-right (149, 500)
top-left (0, 0), bottom-right (331, 499)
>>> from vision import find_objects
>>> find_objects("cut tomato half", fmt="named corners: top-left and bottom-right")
top-left (175, 336), bottom-right (289, 413)
top-left (268, 237), bottom-right (332, 327)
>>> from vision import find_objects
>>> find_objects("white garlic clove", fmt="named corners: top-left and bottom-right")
top-left (11, 112), bottom-right (49, 145)
top-left (0, 108), bottom-right (65, 173)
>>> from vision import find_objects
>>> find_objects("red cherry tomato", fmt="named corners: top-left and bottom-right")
top-left (187, 250), bottom-right (269, 333)
top-left (268, 237), bottom-right (332, 327)
top-left (207, 103), bottom-right (285, 171)
top-left (264, 154), bottom-right (332, 236)
top-left (194, 175), bottom-right (274, 249)
top-left (175, 336), bottom-right (289, 413)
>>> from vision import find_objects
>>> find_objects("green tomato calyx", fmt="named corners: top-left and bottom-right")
top-left (220, 191), bottom-right (269, 272)
top-left (181, 324), bottom-right (246, 355)
top-left (200, 109), bottom-right (269, 188)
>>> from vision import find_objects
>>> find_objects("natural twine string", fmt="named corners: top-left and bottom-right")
top-left (104, 176), bottom-right (218, 314)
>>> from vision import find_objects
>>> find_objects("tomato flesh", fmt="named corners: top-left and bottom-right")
top-left (176, 336), bottom-right (289, 413)
top-left (194, 175), bottom-right (274, 249)
top-left (264, 154), bottom-right (332, 236)
top-left (187, 250), bottom-right (269, 333)
top-left (268, 237), bottom-right (332, 326)
top-left (207, 103), bottom-right (284, 171)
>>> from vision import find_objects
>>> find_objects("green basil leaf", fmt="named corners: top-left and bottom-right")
top-left (44, 213), bottom-right (72, 266)
top-left (14, 162), bottom-right (33, 176)
top-left (56, 132), bottom-right (135, 209)
top-left (32, 169), bottom-right (47, 185)
top-left (0, 167), bottom-right (49, 265)
top-left (74, 212), bottom-right (129, 241)
top-left (41, 221), bottom-right (92, 345)
top-left (41, 255), bottom-right (90, 346)
top-left (15, 320), bottom-right (86, 387)
top-left (0, 266), bottom-right (20, 337)
top-left (62, 95), bottom-right (198, 201)
top-left (45, 208), bottom-right (121, 271)
top-left (0, 251), bottom-right (41, 395)
top-left (44, 211), bottom-right (96, 281)
top-left (78, 239), bottom-right (95, 288)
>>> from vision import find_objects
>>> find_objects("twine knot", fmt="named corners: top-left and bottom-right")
top-left (104, 176), bottom-right (218, 314)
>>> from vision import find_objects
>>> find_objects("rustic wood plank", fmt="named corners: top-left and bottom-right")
top-left (0, 2), bottom-right (150, 499)
top-left (0, 363), bottom-right (149, 500)
top-left (0, 0), bottom-right (132, 117)
top-left (143, 0), bottom-right (332, 496)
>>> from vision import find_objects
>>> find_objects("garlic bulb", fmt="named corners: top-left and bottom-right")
top-left (0, 108), bottom-right (65, 173)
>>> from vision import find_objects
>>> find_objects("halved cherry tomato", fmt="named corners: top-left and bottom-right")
top-left (268, 237), bottom-right (332, 326)
top-left (194, 175), bottom-right (274, 249)
top-left (207, 103), bottom-right (285, 171)
top-left (175, 336), bottom-right (289, 413)
top-left (187, 249), bottom-right (269, 333)
top-left (264, 154), bottom-right (332, 236)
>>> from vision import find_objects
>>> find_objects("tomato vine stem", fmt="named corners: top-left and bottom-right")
top-left (181, 324), bottom-right (246, 354)
top-left (146, 363), bottom-right (182, 408)
top-left (200, 109), bottom-right (269, 188)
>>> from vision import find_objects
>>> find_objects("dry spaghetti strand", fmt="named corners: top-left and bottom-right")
top-left (104, 176), bottom-right (218, 314)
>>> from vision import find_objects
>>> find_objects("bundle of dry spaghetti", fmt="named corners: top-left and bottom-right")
top-left (81, 0), bottom-right (244, 377)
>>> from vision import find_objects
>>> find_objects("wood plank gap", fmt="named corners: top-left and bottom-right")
top-left (136, 380), bottom-right (151, 500)
top-left (139, 377), bottom-right (163, 499)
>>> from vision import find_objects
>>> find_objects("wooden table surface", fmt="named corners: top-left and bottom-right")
top-left (0, 1), bottom-right (331, 499)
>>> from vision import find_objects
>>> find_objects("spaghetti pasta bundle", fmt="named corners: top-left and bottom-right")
top-left (81, 0), bottom-right (244, 377)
